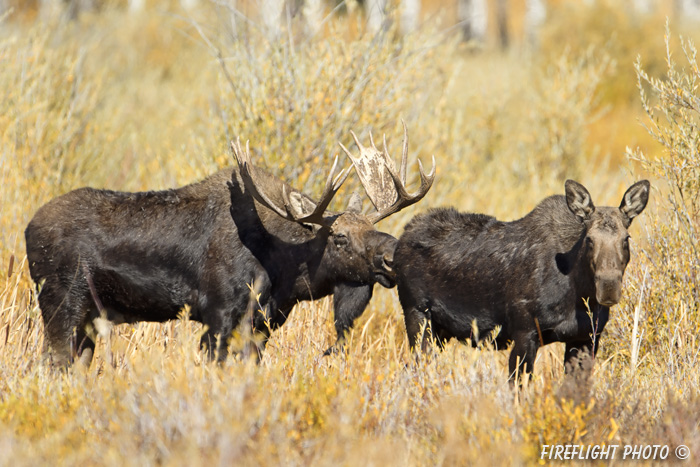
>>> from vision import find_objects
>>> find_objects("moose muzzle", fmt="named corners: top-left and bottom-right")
top-left (595, 271), bottom-right (623, 307)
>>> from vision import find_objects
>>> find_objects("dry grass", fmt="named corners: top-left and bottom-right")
top-left (1, 1), bottom-right (700, 465)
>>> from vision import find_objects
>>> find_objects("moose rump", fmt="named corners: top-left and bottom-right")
top-left (25, 172), bottom-right (258, 366)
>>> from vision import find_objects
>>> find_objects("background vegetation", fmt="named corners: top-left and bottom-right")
top-left (1, 0), bottom-right (699, 464)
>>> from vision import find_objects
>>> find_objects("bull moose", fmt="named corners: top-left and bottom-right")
top-left (393, 179), bottom-right (650, 380)
top-left (25, 125), bottom-right (435, 366)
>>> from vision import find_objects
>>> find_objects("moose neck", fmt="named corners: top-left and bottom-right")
top-left (289, 226), bottom-right (340, 300)
top-left (558, 225), bottom-right (599, 310)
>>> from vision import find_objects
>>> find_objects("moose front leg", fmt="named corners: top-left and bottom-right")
top-left (508, 331), bottom-right (540, 383)
top-left (199, 288), bottom-right (252, 363)
top-left (403, 305), bottom-right (434, 355)
top-left (323, 282), bottom-right (373, 356)
top-left (559, 305), bottom-right (609, 374)
top-left (200, 310), bottom-right (236, 363)
top-left (241, 300), bottom-right (291, 363)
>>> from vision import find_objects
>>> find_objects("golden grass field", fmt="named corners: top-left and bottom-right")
top-left (1, 0), bottom-right (699, 464)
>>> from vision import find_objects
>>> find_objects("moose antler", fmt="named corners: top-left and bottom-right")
top-left (231, 138), bottom-right (351, 226)
top-left (339, 121), bottom-right (435, 224)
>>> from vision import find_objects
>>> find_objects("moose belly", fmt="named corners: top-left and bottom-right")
top-left (91, 263), bottom-right (195, 323)
top-left (430, 297), bottom-right (505, 344)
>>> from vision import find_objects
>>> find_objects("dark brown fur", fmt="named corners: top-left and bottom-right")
top-left (393, 180), bottom-right (650, 380)
top-left (25, 167), bottom-right (397, 366)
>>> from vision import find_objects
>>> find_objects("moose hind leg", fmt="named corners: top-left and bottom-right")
top-left (37, 279), bottom-right (91, 367)
top-left (74, 326), bottom-right (96, 367)
top-left (200, 324), bottom-right (233, 364)
top-left (200, 287), bottom-right (254, 363)
top-left (242, 301), bottom-right (282, 362)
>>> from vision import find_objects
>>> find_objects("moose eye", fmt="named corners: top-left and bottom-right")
top-left (333, 233), bottom-right (349, 247)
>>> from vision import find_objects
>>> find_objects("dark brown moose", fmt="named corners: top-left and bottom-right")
top-left (25, 126), bottom-right (435, 367)
top-left (393, 179), bottom-right (650, 380)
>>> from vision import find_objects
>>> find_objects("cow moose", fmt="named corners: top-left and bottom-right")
top-left (393, 179), bottom-right (650, 381)
top-left (25, 125), bottom-right (435, 367)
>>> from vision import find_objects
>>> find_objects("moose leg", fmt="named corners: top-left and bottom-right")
top-left (403, 306), bottom-right (433, 354)
top-left (562, 305), bottom-right (608, 374)
top-left (239, 303), bottom-right (275, 363)
top-left (74, 326), bottom-right (96, 367)
top-left (324, 282), bottom-right (373, 356)
top-left (37, 279), bottom-right (92, 368)
top-left (239, 272), bottom-right (277, 362)
top-left (200, 305), bottom-right (239, 363)
top-left (508, 331), bottom-right (540, 383)
top-left (563, 339), bottom-right (599, 374)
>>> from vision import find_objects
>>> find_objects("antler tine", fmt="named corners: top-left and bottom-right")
top-left (400, 119), bottom-right (409, 185)
top-left (291, 154), bottom-right (351, 224)
top-left (231, 138), bottom-right (289, 219)
top-left (368, 131), bottom-right (378, 151)
top-left (418, 155), bottom-right (436, 192)
top-left (382, 120), bottom-right (409, 185)
top-left (350, 130), bottom-right (364, 152)
top-left (338, 141), bottom-right (353, 161)
top-left (381, 132), bottom-right (405, 186)
top-left (367, 153), bottom-right (436, 225)
top-left (231, 138), bottom-right (349, 226)
top-left (344, 123), bottom-right (435, 222)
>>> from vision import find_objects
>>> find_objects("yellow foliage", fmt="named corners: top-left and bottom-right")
top-left (1, 1), bottom-right (700, 465)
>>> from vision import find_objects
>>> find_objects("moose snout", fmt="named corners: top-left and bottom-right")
top-left (372, 248), bottom-right (397, 288)
top-left (382, 251), bottom-right (394, 272)
top-left (374, 250), bottom-right (395, 275)
top-left (595, 272), bottom-right (623, 307)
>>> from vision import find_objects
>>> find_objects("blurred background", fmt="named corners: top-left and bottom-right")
top-left (2, 1), bottom-right (697, 209)
top-left (2, 2), bottom-right (700, 463)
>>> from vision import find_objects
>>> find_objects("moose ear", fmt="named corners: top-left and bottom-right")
top-left (565, 180), bottom-right (595, 220)
top-left (619, 180), bottom-right (650, 225)
top-left (287, 191), bottom-right (318, 218)
top-left (346, 192), bottom-right (363, 214)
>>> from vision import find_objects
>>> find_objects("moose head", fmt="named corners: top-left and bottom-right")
top-left (229, 123), bottom-right (436, 355)
top-left (565, 179), bottom-right (650, 307)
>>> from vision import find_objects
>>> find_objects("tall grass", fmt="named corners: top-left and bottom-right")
top-left (1, 1), bottom-right (700, 465)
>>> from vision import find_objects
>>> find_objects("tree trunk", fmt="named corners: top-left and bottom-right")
top-left (496, 0), bottom-right (509, 50)
top-left (303, 0), bottom-right (323, 36)
top-left (400, 0), bottom-right (420, 34)
top-left (632, 0), bottom-right (653, 14)
top-left (457, 0), bottom-right (487, 43)
top-left (524, 0), bottom-right (546, 47)
top-left (39, 0), bottom-right (62, 20)
top-left (181, 0), bottom-right (199, 10)
top-left (261, 0), bottom-right (284, 40)
top-left (128, 0), bottom-right (145, 13)
top-left (366, 0), bottom-right (387, 33)
top-left (678, 0), bottom-right (700, 20)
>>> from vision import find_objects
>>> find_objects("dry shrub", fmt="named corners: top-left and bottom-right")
top-left (539, 0), bottom-right (669, 107)
top-left (0, 24), bottom-right (104, 258)
top-left (621, 25), bottom-right (700, 389)
top-left (3, 2), bottom-right (700, 466)
top-left (206, 13), bottom-right (452, 204)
